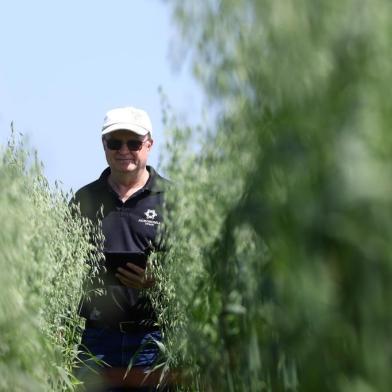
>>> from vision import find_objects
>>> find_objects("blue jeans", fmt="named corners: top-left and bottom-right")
top-left (77, 327), bottom-right (162, 391)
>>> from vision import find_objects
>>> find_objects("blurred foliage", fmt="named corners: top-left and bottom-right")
top-left (0, 132), bottom-right (102, 391)
top-left (152, 0), bottom-right (392, 391)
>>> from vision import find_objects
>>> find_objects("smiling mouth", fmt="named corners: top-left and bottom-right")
top-left (117, 159), bottom-right (136, 165)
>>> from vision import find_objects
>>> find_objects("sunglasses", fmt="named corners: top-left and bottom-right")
top-left (105, 138), bottom-right (146, 151)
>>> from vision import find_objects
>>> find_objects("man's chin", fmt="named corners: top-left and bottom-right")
top-left (115, 162), bottom-right (137, 171)
top-left (119, 166), bottom-right (138, 174)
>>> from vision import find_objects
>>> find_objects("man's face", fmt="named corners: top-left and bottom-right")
top-left (103, 130), bottom-right (153, 175)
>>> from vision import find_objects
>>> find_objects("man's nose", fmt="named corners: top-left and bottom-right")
top-left (118, 142), bottom-right (131, 154)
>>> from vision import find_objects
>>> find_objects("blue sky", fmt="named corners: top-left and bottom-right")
top-left (0, 0), bottom-right (203, 191)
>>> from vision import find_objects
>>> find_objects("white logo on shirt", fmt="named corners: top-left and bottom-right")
top-left (144, 209), bottom-right (157, 219)
top-left (138, 209), bottom-right (160, 227)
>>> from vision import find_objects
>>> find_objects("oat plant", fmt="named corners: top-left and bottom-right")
top-left (0, 131), bottom-right (102, 391)
top-left (150, 1), bottom-right (392, 391)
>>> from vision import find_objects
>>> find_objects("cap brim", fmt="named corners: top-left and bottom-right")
top-left (102, 123), bottom-right (152, 137)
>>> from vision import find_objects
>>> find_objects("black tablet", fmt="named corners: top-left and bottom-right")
top-left (104, 252), bottom-right (148, 273)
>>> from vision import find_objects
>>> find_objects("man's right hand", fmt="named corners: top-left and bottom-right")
top-left (115, 263), bottom-right (154, 289)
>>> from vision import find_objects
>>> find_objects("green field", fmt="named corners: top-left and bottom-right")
top-left (2, 1), bottom-right (392, 391)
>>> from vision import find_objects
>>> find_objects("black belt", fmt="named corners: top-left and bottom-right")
top-left (86, 319), bottom-right (159, 334)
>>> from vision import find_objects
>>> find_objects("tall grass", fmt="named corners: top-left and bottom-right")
top-left (150, 1), bottom-right (392, 391)
top-left (0, 133), bottom-right (102, 391)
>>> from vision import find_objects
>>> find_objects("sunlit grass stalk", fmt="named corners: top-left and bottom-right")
top-left (0, 133), bottom-right (102, 391)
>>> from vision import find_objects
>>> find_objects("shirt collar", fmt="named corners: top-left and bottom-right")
top-left (97, 165), bottom-right (165, 194)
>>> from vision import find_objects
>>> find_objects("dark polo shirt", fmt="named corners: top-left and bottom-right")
top-left (73, 165), bottom-right (167, 326)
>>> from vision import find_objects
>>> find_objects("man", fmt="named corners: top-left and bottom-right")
top-left (73, 106), bottom-right (168, 391)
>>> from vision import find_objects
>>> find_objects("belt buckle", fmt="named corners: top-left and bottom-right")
top-left (119, 321), bottom-right (136, 333)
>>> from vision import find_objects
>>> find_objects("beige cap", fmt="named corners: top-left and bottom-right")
top-left (101, 106), bottom-right (152, 137)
